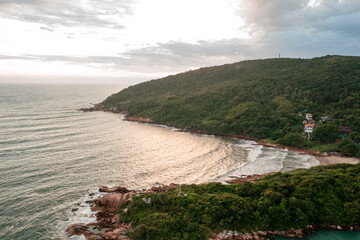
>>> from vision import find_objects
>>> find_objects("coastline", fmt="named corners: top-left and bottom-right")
top-left (68, 181), bottom-right (360, 240)
top-left (256, 140), bottom-right (360, 166)
top-left (108, 110), bottom-right (360, 166)
top-left (80, 107), bottom-right (359, 166)
top-left (71, 108), bottom-right (360, 239)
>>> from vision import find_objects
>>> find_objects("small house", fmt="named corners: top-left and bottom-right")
top-left (305, 113), bottom-right (313, 120)
top-left (304, 124), bottom-right (314, 133)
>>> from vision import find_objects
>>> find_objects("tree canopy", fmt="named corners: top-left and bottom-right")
top-left (120, 164), bottom-right (360, 240)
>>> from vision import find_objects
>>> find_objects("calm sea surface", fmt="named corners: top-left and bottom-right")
top-left (0, 84), bottom-right (358, 240)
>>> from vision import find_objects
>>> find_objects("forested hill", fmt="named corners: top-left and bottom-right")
top-left (103, 55), bottom-right (360, 153)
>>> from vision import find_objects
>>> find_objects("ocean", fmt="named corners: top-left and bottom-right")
top-left (0, 84), bottom-right (358, 240)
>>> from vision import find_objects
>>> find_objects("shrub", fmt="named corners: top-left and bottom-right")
top-left (339, 138), bottom-right (360, 157)
top-left (312, 123), bottom-right (338, 143)
top-left (277, 132), bottom-right (307, 148)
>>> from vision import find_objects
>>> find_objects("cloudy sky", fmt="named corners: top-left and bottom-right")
top-left (0, 0), bottom-right (359, 83)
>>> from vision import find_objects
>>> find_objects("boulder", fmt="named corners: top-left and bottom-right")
top-left (255, 231), bottom-right (267, 237)
top-left (94, 194), bottom-right (123, 209)
top-left (150, 186), bottom-right (168, 193)
top-left (66, 223), bottom-right (89, 236)
top-left (328, 225), bottom-right (337, 230)
top-left (253, 235), bottom-right (260, 240)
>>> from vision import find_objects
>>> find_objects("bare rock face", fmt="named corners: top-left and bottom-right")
top-left (125, 117), bottom-right (152, 123)
top-left (101, 194), bottom-right (123, 209)
top-left (66, 224), bottom-right (105, 239)
top-left (66, 223), bottom-right (89, 236)
top-left (92, 194), bottom-right (125, 212)
top-left (168, 183), bottom-right (179, 189)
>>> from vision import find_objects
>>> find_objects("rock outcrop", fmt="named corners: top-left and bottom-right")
top-left (67, 187), bottom-right (135, 240)
top-left (125, 117), bottom-right (152, 123)
top-left (67, 184), bottom-right (179, 240)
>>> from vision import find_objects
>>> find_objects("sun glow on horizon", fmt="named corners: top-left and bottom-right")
top-left (0, 0), bottom-right (359, 83)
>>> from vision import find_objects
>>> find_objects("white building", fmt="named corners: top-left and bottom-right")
top-left (305, 113), bottom-right (313, 120)
top-left (304, 124), bottom-right (314, 133)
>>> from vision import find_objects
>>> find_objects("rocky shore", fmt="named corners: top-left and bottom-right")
top-left (124, 119), bottom-right (359, 166)
top-left (67, 176), bottom-right (360, 240)
top-left (74, 106), bottom-right (360, 239)
top-left (67, 186), bottom-right (133, 240)
top-left (125, 117), bottom-right (152, 123)
top-left (67, 184), bottom-right (179, 240)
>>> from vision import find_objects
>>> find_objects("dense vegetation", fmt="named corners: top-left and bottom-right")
top-left (103, 55), bottom-right (360, 156)
top-left (119, 164), bottom-right (360, 240)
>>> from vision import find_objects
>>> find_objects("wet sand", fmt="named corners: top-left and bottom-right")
top-left (316, 156), bottom-right (359, 165)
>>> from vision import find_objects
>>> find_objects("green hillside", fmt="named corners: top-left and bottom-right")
top-left (103, 55), bottom-right (360, 155)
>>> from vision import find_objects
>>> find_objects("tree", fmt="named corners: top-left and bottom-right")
top-left (312, 123), bottom-right (338, 143)
top-left (348, 131), bottom-right (360, 145)
top-left (277, 132), bottom-right (307, 148)
top-left (272, 96), bottom-right (295, 115)
top-left (339, 138), bottom-right (360, 157)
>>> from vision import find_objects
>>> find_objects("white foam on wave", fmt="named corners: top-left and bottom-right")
top-left (140, 122), bottom-right (182, 132)
top-left (237, 140), bottom-right (263, 162)
top-left (63, 188), bottom-right (106, 239)
top-left (222, 140), bottom-right (320, 181)
top-left (304, 152), bottom-right (320, 168)
top-left (222, 140), bottom-right (264, 178)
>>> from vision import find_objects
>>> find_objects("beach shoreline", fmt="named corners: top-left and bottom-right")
top-left (80, 107), bottom-right (359, 166)
top-left (121, 115), bottom-right (360, 167)
top-left (72, 108), bottom-right (360, 240)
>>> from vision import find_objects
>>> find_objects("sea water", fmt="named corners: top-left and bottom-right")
top-left (0, 84), bottom-right (357, 239)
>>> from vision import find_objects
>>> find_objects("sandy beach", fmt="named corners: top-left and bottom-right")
top-left (316, 156), bottom-right (360, 165)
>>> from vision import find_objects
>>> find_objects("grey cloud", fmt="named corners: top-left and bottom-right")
top-left (1, 33), bottom-right (359, 78)
top-left (240, 0), bottom-right (309, 32)
top-left (0, 39), bottom-right (255, 75)
top-left (240, 0), bottom-right (360, 36)
top-left (0, 39), bottom-right (249, 74)
top-left (0, 54), bottom-right (36, 60)
top-left (40, 26), bottom-right (53, 32)
top-left (236, 0), bottom-right (360, 60)
top-left (0, 0), bottom-right (135, 29)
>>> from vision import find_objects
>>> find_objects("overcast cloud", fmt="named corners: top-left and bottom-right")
top-left (0, 0), bottom-right (359, 83)
top-left (0, 0), bottom-right (134, 29)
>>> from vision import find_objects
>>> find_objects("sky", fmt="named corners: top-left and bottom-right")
top-left (0, 0), bottom-right (359, 84)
